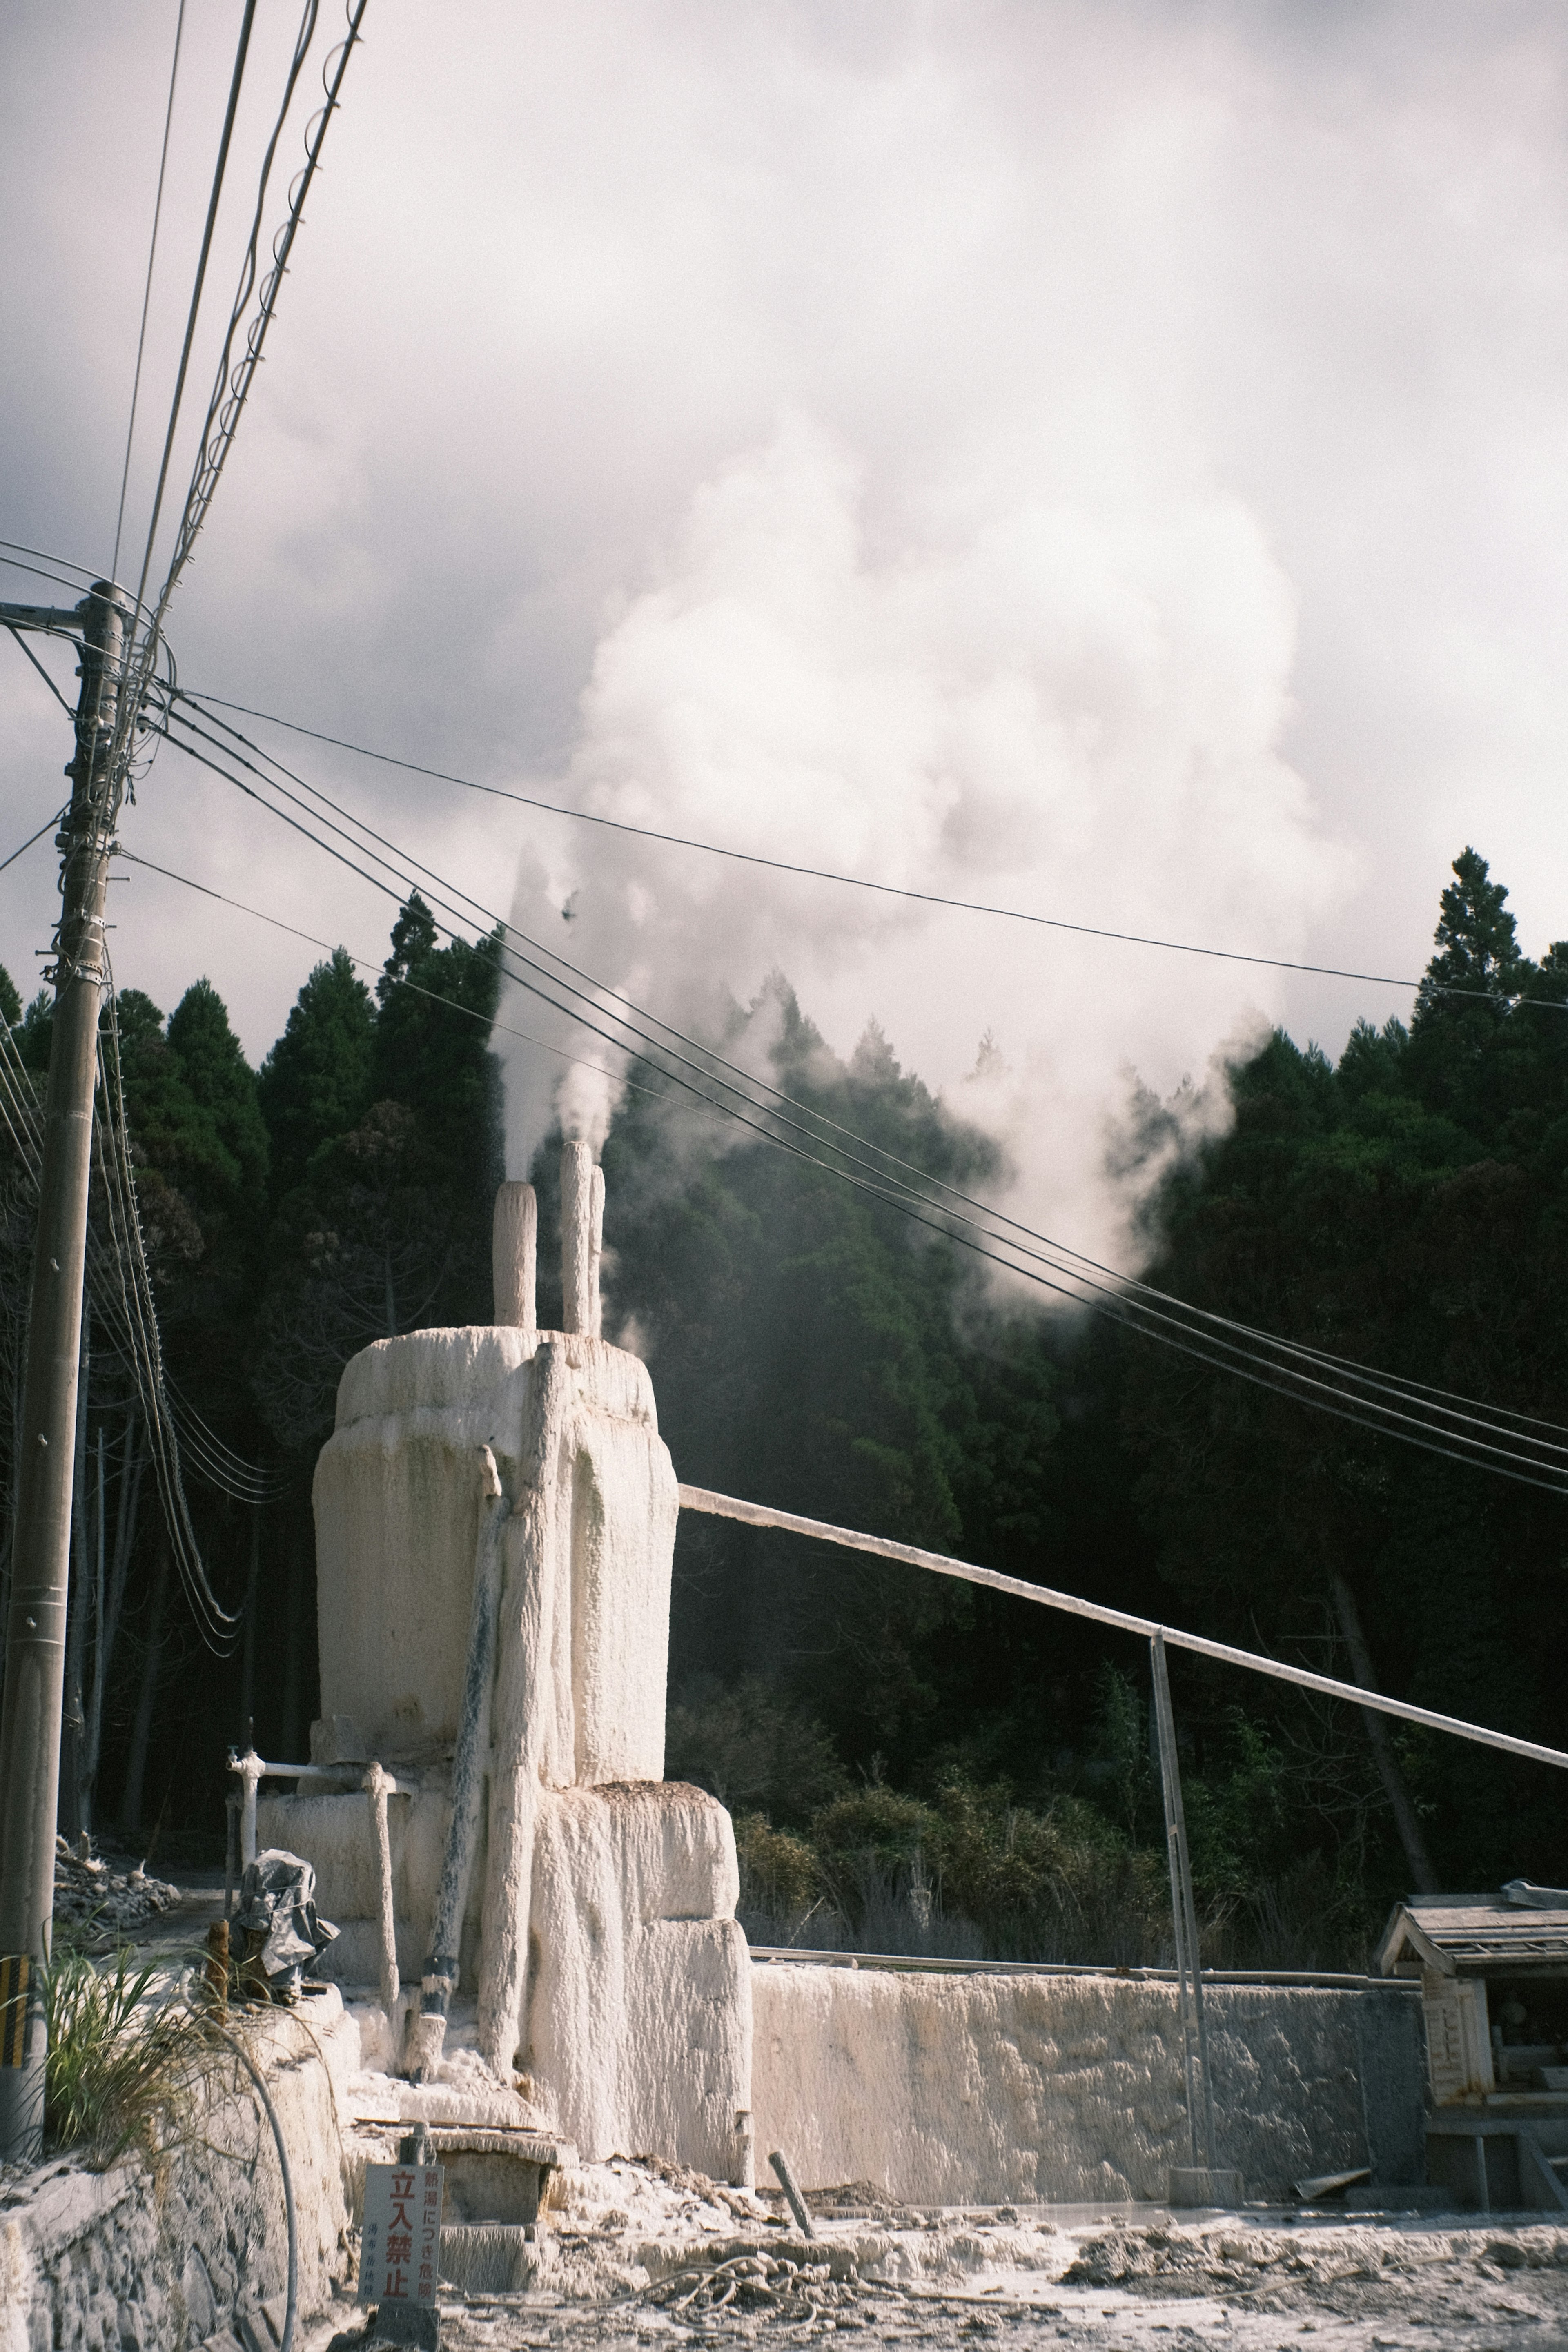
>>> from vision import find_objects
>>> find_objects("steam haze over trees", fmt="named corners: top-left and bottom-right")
top-left (2, 849), bottom-right (1563, 1967)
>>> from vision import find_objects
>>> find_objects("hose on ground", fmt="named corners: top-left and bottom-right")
top-left (182, 1983), bottom-right (298, 2352)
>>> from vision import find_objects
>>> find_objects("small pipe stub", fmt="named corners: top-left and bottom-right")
top-left (768, 2148), bottom-right (815, 2238)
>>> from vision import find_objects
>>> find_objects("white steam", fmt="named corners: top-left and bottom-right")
top-left (499, 412), bottom-right (1348, 1282)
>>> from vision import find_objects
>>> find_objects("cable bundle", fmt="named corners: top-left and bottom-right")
top-left (146, 690), bottom-right (1568, 1500)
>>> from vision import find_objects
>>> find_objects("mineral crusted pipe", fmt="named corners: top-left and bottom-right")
top-left (476, 1341), bottom-right (569, 2071)
top-left (589, 1163), bottom-right (604, 1340)
top-left (224, 1790), bottom-right (239, 1919)
top-left (769, 2149), bottom-right (815, 2239)
top-left (234, 1748), bottom-right (265, 1870)
top-left (406, 1446), bottom-right (512, 2081)
top-left (492, 1180), bottom-right (537, 1335)
top-left (363, 1762), bottom-right (401, 2021)
top-left (561, 1142), bottom-right (602, 1337)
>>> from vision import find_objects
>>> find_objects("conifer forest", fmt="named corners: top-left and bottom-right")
top-left (2, 846), bottom-right (1563, 1971)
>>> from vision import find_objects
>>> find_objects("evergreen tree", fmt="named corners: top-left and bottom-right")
top-left (165, 979), bottom-right (270, 1217)
top-left (257, 948), bottom-right (375, 1200)
top-left (18, 989), bottom-right (51, 1077)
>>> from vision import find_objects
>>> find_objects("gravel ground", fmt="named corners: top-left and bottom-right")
top-left (304, 2159), bottom-right (1568, 2352)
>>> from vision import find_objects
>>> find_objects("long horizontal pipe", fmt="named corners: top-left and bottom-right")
top-left (677, 1485), bottom-right (1568, 1775)
top-left (748, 1945), bottom-right (1418, 1992)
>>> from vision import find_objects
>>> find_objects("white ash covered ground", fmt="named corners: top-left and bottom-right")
top-left (307, 2156), bottom-right (1568, 2352)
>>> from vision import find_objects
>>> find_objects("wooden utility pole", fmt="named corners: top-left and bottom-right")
top-left (0, 581), bottom-right (127, 2160)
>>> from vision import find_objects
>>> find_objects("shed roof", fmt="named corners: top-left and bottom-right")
top-left (1378, 1895), bottom-right (1568, 1977)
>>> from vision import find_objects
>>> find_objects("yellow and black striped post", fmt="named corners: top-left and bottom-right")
top-left (0, 1954), bottom-right (42, 2147)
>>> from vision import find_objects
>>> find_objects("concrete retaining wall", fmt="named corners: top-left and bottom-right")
top-left (750, 1962), bottom-right (1426, 2205)
top-left (0, 1991), bottom-right (356, 2352)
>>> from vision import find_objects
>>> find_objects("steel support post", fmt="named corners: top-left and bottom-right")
top-left (1151, 1629), bottom-right (1218, 2174)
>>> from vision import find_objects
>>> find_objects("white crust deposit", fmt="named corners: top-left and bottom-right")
top-left (281, 1178), bottom-right (744, 2177)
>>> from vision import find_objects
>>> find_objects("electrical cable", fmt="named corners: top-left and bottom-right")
top-left (5, 626), bottom-right (75, 717)
top-left (157, 693), bottom-right (1568, 1467)
top-left (180, 1989), bottom-right (298, 2352)
top-left (0, 540), bottom-right (160, 631)
top-left (152, 697), bottom-right (1568, 1479)
top-left (0, 809), bottom-right (67, 877)
top-left (0, 1011), bottom-right (270, 1552)
top-left (112, 0), bottom-right (371, 806)
top-left (94, 985), bottom-right (241, 1643)
top-left (111, 0), bottom-right (188, 589)
top-left (135, 715), bottom-right (1568, 1493)
top-left (131, 0), bottom-right (258, 634)
top-left (177, 685), bottom-right (1568, 1020)
top-left (156, 0), bottom-right (324, 599)
top-left (115, 846), bottom-right (677, 1111)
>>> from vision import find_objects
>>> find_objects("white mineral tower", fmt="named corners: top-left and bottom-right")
top-left (261, 1146), bottom-right (751, 2181)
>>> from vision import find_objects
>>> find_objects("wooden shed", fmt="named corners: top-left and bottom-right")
top-left (1378, 1886), bottom-right (1568, 2211)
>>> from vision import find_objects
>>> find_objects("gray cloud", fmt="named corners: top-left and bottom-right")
top-left (3, 1), bottom-right (1567, 1261)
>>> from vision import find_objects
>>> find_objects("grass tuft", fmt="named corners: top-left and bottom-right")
top-left (40, 1936), bottom-right (209, 2169)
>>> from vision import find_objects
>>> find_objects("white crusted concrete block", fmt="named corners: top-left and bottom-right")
top-left (750, 1963), bottom-right (1418, 2206)
top-left (520, 1783), bottom-right (750, 2176)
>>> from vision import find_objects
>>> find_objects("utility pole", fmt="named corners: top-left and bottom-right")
top-left (0, 581), bottom-right (128, 2161)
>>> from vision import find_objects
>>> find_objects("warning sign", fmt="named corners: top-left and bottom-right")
top-left (359, 2160), bottom-right (443, 2306)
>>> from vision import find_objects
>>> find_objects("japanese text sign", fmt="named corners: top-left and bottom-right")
top-left (359, 2160), bottom-right (444, 2306)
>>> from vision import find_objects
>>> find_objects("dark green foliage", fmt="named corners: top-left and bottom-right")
top-left (1120, 848), bottom-right (1568, 1912)
top-left (256, 947), bottom-right (374, 1199)
top-left (666, 1675), bottom-right (847, 1822)
top-left (590, 980), bottom-right (1012, 1774)
top-left (251, 899), bottom-right (505, 1449)
top-left (7, 846), bottom-right (1565, 1963)
top-left (0, 964), bottom-right (20, 1029)
top-left (19, 987), bottom-right (52, 1075)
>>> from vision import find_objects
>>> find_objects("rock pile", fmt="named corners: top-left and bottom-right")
top-left (52, 1834), bottom-right (182, 1932)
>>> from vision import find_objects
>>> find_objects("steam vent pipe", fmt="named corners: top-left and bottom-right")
top-left (561, 1142), bottom-right (604, 1337)
top-left (492, 1180), bottom-right (537, 1334)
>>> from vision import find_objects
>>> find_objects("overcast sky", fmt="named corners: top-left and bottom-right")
top-left (4, 2), bottom-right (1567, 1262)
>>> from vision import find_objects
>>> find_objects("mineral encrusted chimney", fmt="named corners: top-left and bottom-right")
top-left (492, 1180), bottom-right (537, 1335)
top-left (561, 1142), bottom-right (604, 1337)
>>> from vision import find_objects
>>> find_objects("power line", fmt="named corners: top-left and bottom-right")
top-left (0, 810), bottom-right (67, 879)
top-left (4, 628), bottom-right (74, 719)
top-left (178, 686), bottom-right (1568, 1018)
top-left (158, 0), bottom-right (370, 616)
top-left (111, 0), bottom-right (188, 588)
top-left (132, 0), bottom-right (259, 630)
top-left (115, 846), bottom-right (677, 1111)
top-left (143, 706), bottom-right (1568, 1492)
top-left (159, 694), bottom-right (1568, 1462)
top-left (0, 1007), bottom-right (251, 1640)
top-left (156, 690), bottom-right (1568, 1474)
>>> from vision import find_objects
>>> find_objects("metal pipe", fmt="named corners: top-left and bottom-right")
top-left (364, 1761), bottom-right (400, 2022)
top-left (406, 1447), bottom-right (510, 2080)
top-left (678, 1485), bottom-right (1568, 1774)
top-left (224, 1790), bottom-right (239, 1921)
top-left (769, 2149), bottom-right (816, 2239)
top-left (1151, 1632), bottom-right (1216, 2174)
top-left (235, 1746), bottom-right (265, 1871)
top-left (746, 1946), bottom-right (1418, 1990)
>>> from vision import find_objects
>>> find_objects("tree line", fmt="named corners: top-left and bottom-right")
top-left (0, 847), bottom-right (1561, 1962)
